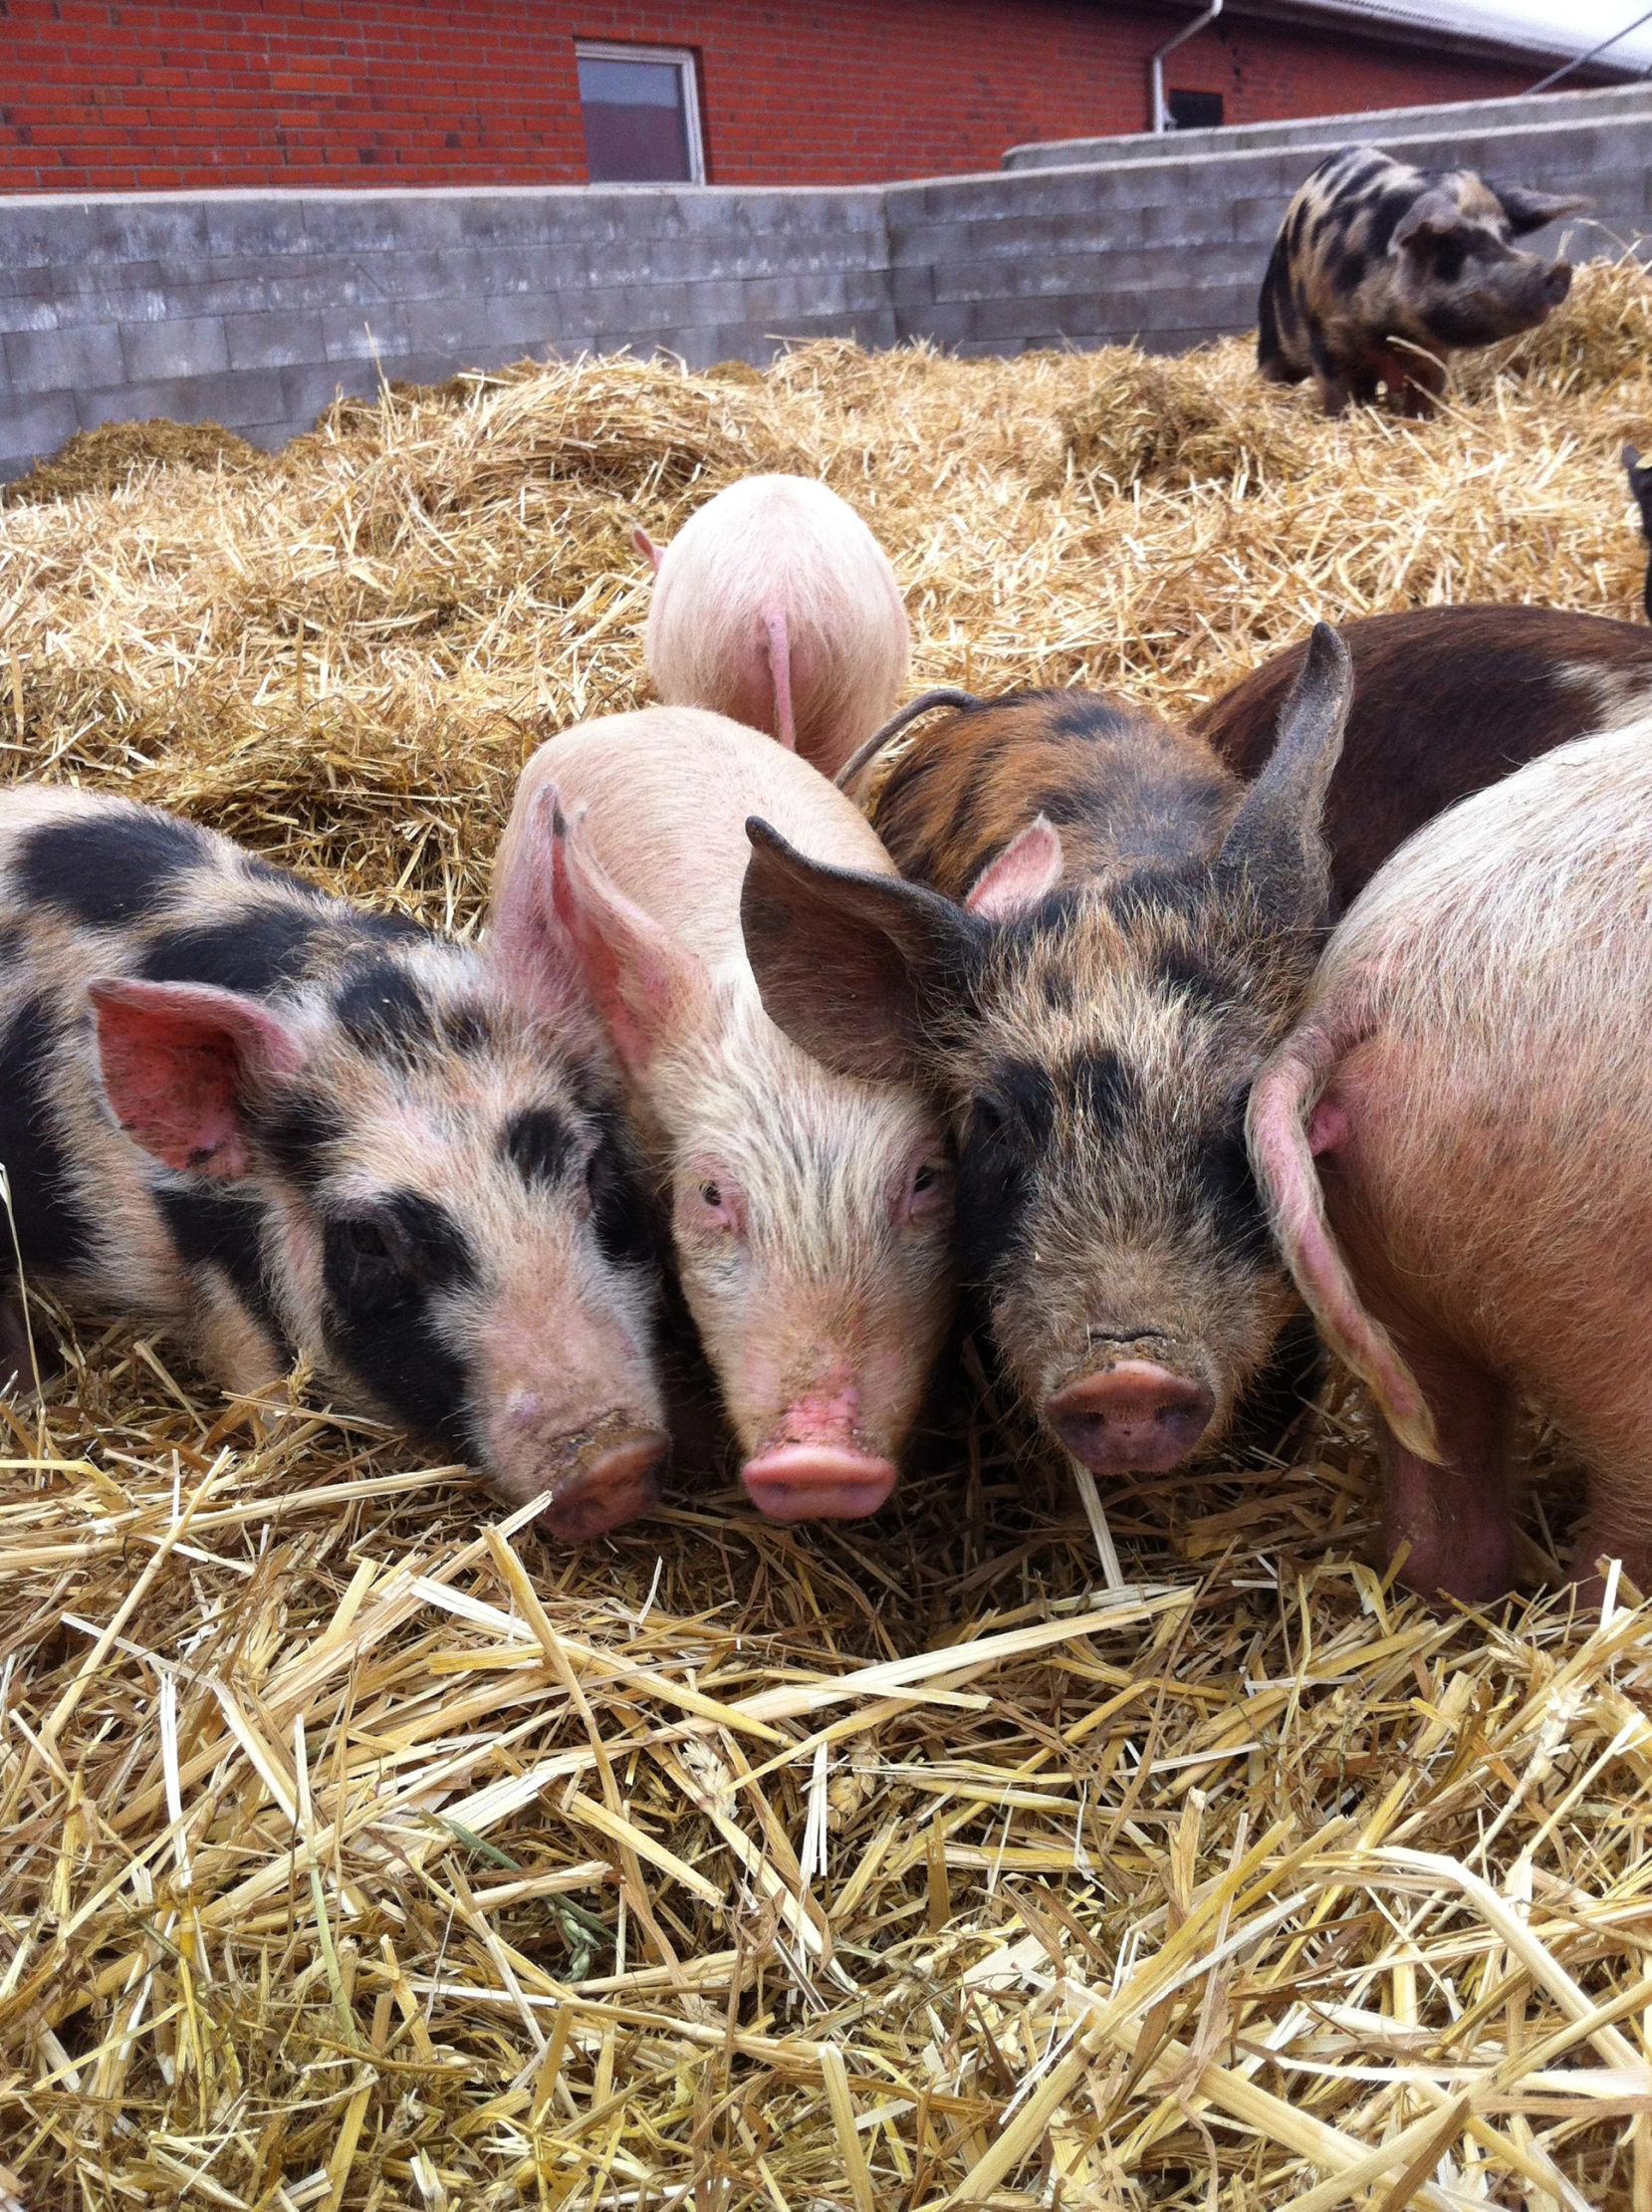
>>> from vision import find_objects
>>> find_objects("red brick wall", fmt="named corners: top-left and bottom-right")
top-left (0, 0), bottom-right (1561, 194)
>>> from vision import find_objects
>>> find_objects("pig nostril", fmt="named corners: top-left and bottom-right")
top-left (543, 1430), bottom-right (669, 1542)
top-left (1045, 1360), bottom-right (1215, 1477)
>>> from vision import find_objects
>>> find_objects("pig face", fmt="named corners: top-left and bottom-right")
top-left (539, 798), bottom-right (955, 1521)
top-left (0, 789), bottom-right (668, 1540)
top-left (1389, 173), bottom-right (1574, 348)
top-left (741, 626), bottom-right (1354, 1479)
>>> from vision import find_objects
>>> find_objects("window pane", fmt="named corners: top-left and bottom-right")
top-left (579, 58), bottom-right (683, 110)
top-left (579, 54), bottom-right (695, 184)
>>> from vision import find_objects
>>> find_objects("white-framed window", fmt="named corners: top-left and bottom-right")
top-left (576, 41), bottom-right (706, 186)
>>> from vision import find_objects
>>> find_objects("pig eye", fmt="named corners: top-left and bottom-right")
top-left (688, 1177), bottom-right (742, 1236)
top-left (334, 1208), bottom-right (418, 1299)
top-left (902, 1154), bottom-right (950, 1225)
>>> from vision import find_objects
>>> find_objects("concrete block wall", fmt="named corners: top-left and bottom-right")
top-left (0, 182), bottom-right (896, 471)
top-left (4, 83), bottom-right (1650, 478)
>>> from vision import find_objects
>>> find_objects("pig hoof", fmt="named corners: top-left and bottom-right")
top-left (543, 1431), bottom-right (669, 1542)
top-left (1046, 1360), bottom-right (1214, 1474)
top-left (741, 1444), bottom-right (897, 1522)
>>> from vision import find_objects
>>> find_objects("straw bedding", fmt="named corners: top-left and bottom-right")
top-left (2, 257), bottom-right (1652, 2212)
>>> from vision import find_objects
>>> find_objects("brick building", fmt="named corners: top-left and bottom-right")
top-left (0, 0), bottom-right (1634, 195)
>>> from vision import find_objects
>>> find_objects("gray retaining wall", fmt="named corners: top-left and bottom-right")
top-left (4, 83), bottom-right (1651, 479)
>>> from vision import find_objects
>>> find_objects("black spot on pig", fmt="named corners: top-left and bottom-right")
top-left (956, 1061), bottom-right (1056, 1285)
top-left (252, 1091), bottom-right (348, 1189)
top-left (503, 1106), bottom-right (578, 1187)
top-left (586, 1110), bottom-right (658, 1271)
top-left (321, 1189), bottom-right (479, 1458)
top-left (1073, 1049), bottom-right (1136, 1136)
top-left (139, 903), bottom-right (321, 995)
top-left (155, 1185), bottom-right (290, 1357)
top-left (0, 995), bottom-right (98, 1278)
top-left (17, 809), bottom-right (209, 930)
top-left (1193, 1105), bottom-right (1271, 1264)
top-left (334, 961), bottom-right (436, 1061)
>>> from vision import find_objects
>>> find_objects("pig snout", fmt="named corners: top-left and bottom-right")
top-left (1542, 259), bottom-right (1572, 308)
top-left (1046, 1359), bottom-right (1215, 1474)
top-left (490, 1388), bottom-right (669, 1541)
top-left (545, 1427), bottom-right (671, 1542)
top-left (742, 1443), bottom-right (897, 1521)
top-left (741, 1381), bottom-right (897, 1521)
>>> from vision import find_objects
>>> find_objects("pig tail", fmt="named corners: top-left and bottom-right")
top-left (833, 687), bottom-right (986, 793)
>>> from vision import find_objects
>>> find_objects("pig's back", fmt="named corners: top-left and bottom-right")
top-left (871, 691), bottom-right (1239, 899)
top-left (1319, 714), bottom-right (1652, 1046)
top-left (507, 708), bottom-right (897, 968)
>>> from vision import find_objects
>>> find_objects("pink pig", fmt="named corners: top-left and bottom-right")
top-left (492, 708), bottom-right (954, 1521)
top-left (635, 475), bottom-right (910, 781)
top-left (1249, 718), bottom-right (1652, 1603)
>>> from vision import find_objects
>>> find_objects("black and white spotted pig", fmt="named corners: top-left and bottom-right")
top-left (0, 787), bottom-right (667, 1539)
top-left (1258, 145), bottom-right (1584, 414)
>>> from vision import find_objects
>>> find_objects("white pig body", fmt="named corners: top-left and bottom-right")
top-left (638, 475), bottom-right (910, 780)
top-left (1248, 715), bottom-right (1652, 1602)
top-left (492, 707), bottom-right (954, 1521)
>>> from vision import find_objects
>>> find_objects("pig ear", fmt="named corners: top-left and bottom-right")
top-left (1214, 622), bottom-right (1352, 928)
top-left (487, 783), bottom-right (590, 1027)
top-left (553, 805), bottom-right (711, 1080)
top-left (741, 818), bottom-right (982, 1085)
top-left (90, 977), bottom-right (309, 1179)
top-left (1392, 190), bottom-right (1463, 248)
top-left (964, 817), bottom-right (1063, 921)
top-left (632, 525), bottom-right (664, 576)
top-left (1492, 182), bottom-right (1589, 237)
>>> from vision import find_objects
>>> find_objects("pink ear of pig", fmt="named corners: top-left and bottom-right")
top-left (90, 978), bottom-right (310, 1178)
top-left (550, 801), bottom-right (710, 1080)
top-left (488, 784), bottom-right (589, 1027)
top-left (965, 817), bottom-right (1064, 921)
top-left (632, 524), bottom-right (664, 576)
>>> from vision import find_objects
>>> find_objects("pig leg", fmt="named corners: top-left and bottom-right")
top-left (1371, 1327), bottom-right (1518, 1603)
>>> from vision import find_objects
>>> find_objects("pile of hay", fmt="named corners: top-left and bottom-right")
top-left (2, 259), bottom-right (1651, 2212)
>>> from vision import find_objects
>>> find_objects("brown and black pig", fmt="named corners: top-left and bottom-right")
top-left (1258, 146), bottom-right (1584, 414)
top-left (1249, 715), bottom-right (1652, 1603)
top-left (740, 626), bottom-right (1353, 1485)
top-left (493, 709), bottom-right (955, 1524)
top-left (0, 788), bottom-right (666, 1539)
top-left (1194, 605), bottom-right (1652, 907)
top-left (635, 475), bottom-right (910, 780)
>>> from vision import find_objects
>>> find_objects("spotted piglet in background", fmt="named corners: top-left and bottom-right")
top-left (0, 788), bottom-right (666, 1539)
top-left (635, 474), bottom-right (910, 780)
top-left (492, 709), bottom-right (955, 1524)
top-left (1258, 146), bottom-right (1584, 414)
top-left (1250, 718), bottom-right (1652, 1603)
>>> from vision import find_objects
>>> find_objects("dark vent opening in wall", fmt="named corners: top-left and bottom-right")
top-left (1168, 90), bottom-right (1225, 128)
